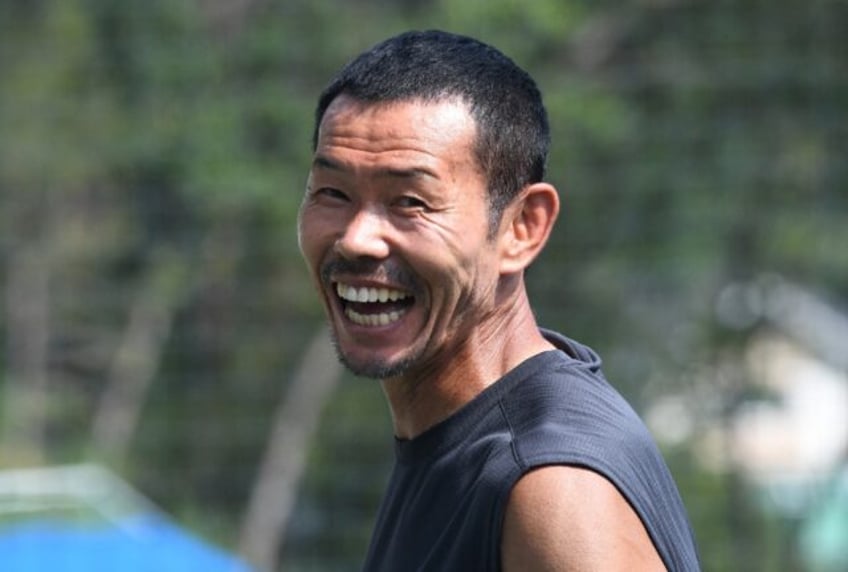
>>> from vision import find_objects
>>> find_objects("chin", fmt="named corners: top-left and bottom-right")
top-left (329, 336), bottom-right (416, 380)
top-left (340, 354), bottom-right (414, 379)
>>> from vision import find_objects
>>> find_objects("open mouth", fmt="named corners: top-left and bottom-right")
top-left (335, 282), bottom-right (415, 327)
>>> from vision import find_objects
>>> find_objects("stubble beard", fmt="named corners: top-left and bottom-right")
top-left (327, 325), bottom-right (418, 379)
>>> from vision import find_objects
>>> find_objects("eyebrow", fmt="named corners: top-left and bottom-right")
top-left (312, 155), bottom-right (439, 181)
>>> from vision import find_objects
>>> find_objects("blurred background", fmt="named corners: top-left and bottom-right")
top-left (1, 0), bottom-right (846, 570)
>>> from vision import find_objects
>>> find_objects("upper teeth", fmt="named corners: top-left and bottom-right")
top-left (336, 283), bottom-right (410, 303)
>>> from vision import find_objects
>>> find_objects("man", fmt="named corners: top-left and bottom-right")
top-left (298, 30), bottom-right (699, 571)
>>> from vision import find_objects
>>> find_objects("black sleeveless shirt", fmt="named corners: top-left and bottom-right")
top-left (362, 330), bottom-right (700, 571)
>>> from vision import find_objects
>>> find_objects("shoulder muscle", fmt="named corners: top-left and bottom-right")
top-left (501, 465), bottom-right (666, 571)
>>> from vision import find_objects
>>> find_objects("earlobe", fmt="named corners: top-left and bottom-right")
top-left (499, 183), bottom-right (560, 275)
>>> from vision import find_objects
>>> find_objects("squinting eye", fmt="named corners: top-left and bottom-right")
top-left (316, 187), bottom-right (350, 202)
top-left (395, 196), bottom-right (427, 209)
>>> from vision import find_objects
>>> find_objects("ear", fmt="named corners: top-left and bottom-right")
top-left (498, 182), bottom-right (560, 275)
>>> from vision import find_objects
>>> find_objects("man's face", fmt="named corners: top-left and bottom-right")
top-left (298, 95), bottom-right (504, 380)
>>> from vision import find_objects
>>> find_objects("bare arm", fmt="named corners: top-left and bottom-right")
top-left (501, 465), bottom-right (667, 571)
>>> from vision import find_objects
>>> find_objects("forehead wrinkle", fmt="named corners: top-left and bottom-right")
top-left (312, 153), bottom-right (440, 184)
top-left (314, 97), bottom-right (481, 186)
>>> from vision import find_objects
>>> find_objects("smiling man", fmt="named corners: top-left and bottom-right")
top-left (298, 30), bottom-right (700, 571)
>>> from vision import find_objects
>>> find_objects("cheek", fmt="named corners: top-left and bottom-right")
top-left (297, 210), bottom-right (333, 274)
top-left (414, 234), bottom-right (497, 302)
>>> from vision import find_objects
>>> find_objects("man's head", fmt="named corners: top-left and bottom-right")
top-left (300, 31), bottom-right (559, 381)
top-left (312, 30), bottom-right (550, 230)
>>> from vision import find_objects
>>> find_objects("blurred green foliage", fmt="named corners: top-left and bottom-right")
top-left (1, 0), bottom-right (846, 570)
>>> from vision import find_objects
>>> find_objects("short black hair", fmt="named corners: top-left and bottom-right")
top-left (312, 30), bottom-right (550, 229)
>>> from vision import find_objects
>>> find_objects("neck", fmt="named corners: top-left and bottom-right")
top-left (381, 284), bottom-right (553, 440)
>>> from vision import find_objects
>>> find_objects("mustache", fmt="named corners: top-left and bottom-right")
top-left (320, 257), bottom-right (420, 294)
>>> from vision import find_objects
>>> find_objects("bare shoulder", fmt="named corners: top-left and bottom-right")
top-left (501, 465), bottom-right (667, 572)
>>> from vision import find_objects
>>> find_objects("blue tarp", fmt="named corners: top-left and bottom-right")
top-left (0, 514), bottom-right (253, 572)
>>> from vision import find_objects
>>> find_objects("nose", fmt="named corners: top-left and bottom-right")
top-left (335, 207), bottom-right (391, 260)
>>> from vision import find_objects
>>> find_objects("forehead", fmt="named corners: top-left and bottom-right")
top-left (314, 96), bottom-right (479, 173)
